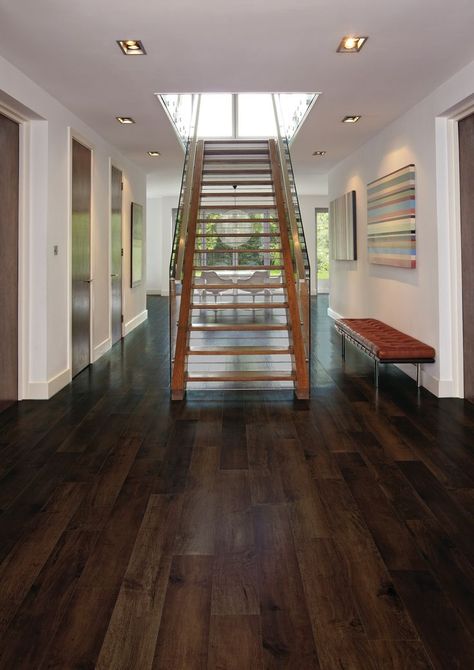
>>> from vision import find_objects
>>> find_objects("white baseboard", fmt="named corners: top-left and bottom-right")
top-left (146, 289), bottom-right (161, 295)
top-left (26, 367), bottom-right (71, 400)
top-left (124, 309), bottom-right (148, 336)
top-left (92, 337), bottom-right (111, 362)
top-left (327, 306), bottom-right (343, 320)
top-left (395, 364), bottom-right (459, 398)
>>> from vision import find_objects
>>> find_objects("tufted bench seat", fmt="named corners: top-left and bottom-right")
top-left (335, 318), bottom-right (435, 388)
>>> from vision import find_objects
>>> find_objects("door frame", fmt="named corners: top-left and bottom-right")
top-left (110, 160), bottom-right (124, 341)
top-left (437, 96), bottom-right (474, 397)
top-left (0, 101), bottom-right (31, 401)
top-left (68, 128), bottom-right (94, 376)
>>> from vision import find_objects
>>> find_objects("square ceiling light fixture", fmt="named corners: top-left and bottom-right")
top-left (337, 36), bottom-right (368, 53)
top-left (116, 116), bottom-right (135, 124)
top-left (342, 115), bottom-right (361, 124)
top-left (117, 40), bottom-right (146, 55)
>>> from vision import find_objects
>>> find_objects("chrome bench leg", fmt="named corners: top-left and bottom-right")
top-left (416, 363), bottom-right (421, 388)
top-left (374, 360), bottom-right (379, 388)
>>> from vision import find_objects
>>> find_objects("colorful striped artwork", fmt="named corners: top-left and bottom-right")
top-left (367, 164), bottom-right (416, 268)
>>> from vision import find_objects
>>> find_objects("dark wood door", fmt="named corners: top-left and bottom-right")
top-left (71, 139), bottom-right (91, 377)
top-left (0, 113), bottom-right (19, 410)
top-left (111, 166), bottom-right (123, 345)
top-left (459, 113), bottom-right (474, 401)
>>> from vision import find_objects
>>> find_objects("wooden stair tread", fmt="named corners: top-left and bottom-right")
top-left (193, 283), bottom-right (285, 289)
top-left (191, 302), bottom-right (288, 310)
top-left (204, 139), bottom-right (268, 144)
top-left (203, 159), bottom-right (271, 165)
top-left (187, 346), bottom-right (292, 355)
top-left (186, 370), bottom-right (295, 381)
top-left (197, 218), bottom-right (278, 223)
top-left (195, 248), bottom-right (282, 253)
top-left (200, 192), bottom-right (275, 198)
top-left (202, 169), bottom-right (271, 175)
top-left (196, 233), bottom-right (280, 238)
top-left (193, 265), bottom-right (283, 271)
top-left (201, 180), bottom-right (273, 186)
top-left (199, 205), bottom-right (277, 210)
top-left (190, 323), bottom-right (289, 331)
top-left (204, 149), bottom-right (269, 156)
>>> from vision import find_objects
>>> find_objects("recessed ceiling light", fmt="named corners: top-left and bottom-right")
top-left (117, 40), bottom-right (146, 55)
top-left (147, 151), bottom-right (161, 157)
top-left (337, 36), bottom-right (368, 53)
top-left (312, 150), bottom-right (326, 156)
top-left (116, 116), bottom-right (135, 124)
top-left (342, 115), bottom-right (361, 124)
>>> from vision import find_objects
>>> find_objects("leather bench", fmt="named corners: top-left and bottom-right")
top-left (335, 318), bottom-right (436, 387)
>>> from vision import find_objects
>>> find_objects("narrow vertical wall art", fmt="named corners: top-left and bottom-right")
top-left (367, 164), bottom-right (416, 268)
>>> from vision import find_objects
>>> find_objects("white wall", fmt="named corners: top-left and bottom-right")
top-left (328, 58), bottom-right (474, 397)
top-left (146, 194), bottom-right (179, 295)
top-left (0, 53), bottom-right (147, 399)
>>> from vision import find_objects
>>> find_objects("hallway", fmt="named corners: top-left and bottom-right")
top-left (0, 296), bottom-right (473, 668)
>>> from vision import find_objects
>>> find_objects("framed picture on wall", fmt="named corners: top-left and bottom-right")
top-left (367, 164), bottom-right (416, 268)
top-left (131, 202), bottom-right (143, 287)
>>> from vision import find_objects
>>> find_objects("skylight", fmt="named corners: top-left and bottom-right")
top-left (237, 94), bottom-right (277, 137)
top-left (197, 94), bottom-right (233, 137)
top-left (158, 92), bottom-right (318, 145)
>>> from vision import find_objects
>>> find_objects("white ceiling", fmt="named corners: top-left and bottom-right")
top-left (1, 0), bottom-right (474, 195)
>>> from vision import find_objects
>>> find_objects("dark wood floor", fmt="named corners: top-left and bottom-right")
top-left (0, 296), bottom-right (473, 669)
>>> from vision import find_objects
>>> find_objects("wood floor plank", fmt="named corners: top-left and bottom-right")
top-left (253, 506), bottom-right (320, 667)
top-left (174, 447), bottom-right (218, 555)
top-left (398, 460), bottom-right (474, 564)
top-left (96, 494), bottom-right (182, 670)
top-left (39, 586), bottom-right (120, 669)
top-left (351, 400), bottom-right (416, 461)
top-left (211, 552), bottom-right (259, 616)
top-left (220, 401), bottom-right (248, 469)
top-left (154, 419), bottom-right (197, 494)
top-left (292, 412), bottom-right (343, 479)
top-left (215, 470), bottom-right (254, 555)
top-left (0, 482), bottom-right (85, 636)
top-left (0, 529), bottom-right (98, 669)
top-left (317, 479), bottom-right (419, 641)
top-left (297, 539), bottom-right (377, 670)
top-left (406, 518), bottom-right (474, 639)
top-left (247, 424), bottom-right (287, 504)
top-left (337, 452), bottom-right (426, 570)
top-left (391, 570), bottom-right (474, 670)
top-left (152, 555), bottom-right (213, 670)
top-left (208, 615), bottom-right (264, 669)
top-left (370, 640), bottom-right (434, 669)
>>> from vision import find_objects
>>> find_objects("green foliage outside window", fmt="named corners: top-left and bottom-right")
top-left (316, 211), bottom-right (329, 280)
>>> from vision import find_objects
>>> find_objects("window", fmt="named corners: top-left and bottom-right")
top-left (237, 94), bottom-right (277, 137)
top-left (316, 208), bottom-right (329, 294)
top-left (196, 94), bottom-right (233, 138)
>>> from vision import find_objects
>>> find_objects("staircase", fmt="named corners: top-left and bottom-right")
top-left (170, 138), bottom-right (310, 399)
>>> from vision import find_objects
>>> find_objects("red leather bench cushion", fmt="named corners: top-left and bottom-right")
top-left (336, 318), bottom-right (436, 361)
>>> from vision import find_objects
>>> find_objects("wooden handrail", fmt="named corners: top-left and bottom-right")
top-left (269, 139), bottom-right (309, 399)
top-left (171, 140), bottom-right (205, 400)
